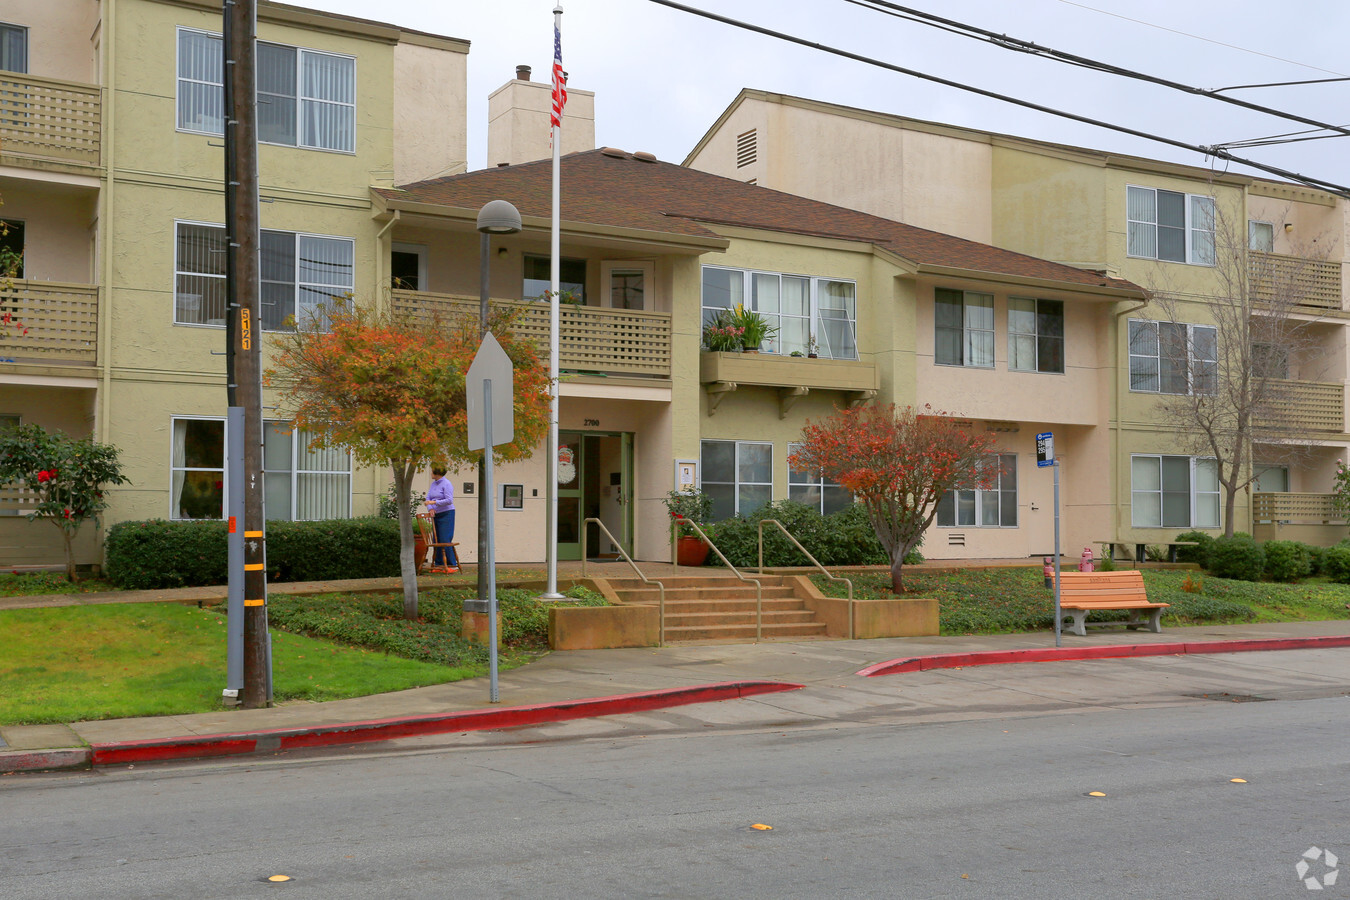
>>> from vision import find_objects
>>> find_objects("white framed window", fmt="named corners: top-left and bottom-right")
top-left (1128, 319), bottom-right (1217, 394)
top-left (263, 421), bottom-right (351, 521)
top-left (602, 260), bottom-right (654, 310)
top-left (1008, 298), bottom-right (1064, 374)
top-left (1126, 185), bottom-right (1215, 265)
top-left (0, 22), bottom-right (27, 74)
top-left (934, 288), bottom-right (994, 368)
top-left (171, 417), bottom-right (225, 520)
top-left (390, 242), bottom-right (427, 291)
top-left (788, 442), bottom-right (851, 515)
top-left (936, 454), bottom-right (1017, 527)
top-left (1253, 465), bottom-right (1288, 493)
top-left (701, 439), bottom-right (771, 521)
top-left (1249, 220), bottom-right (1275, 253)
top-left (177, 28), bottom-right (355, 153)
top-left (175, 221), bottom-right (354, 331)
top-left (523, 254), bottom-right (587, 303)
top-left (1131, 455), bottom-right (1220, 529)
top-left (700, 266), bottom-right (858, 359)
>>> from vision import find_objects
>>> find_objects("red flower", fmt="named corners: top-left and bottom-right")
top-left (37, 470), bottom-right (51, 483)
top-left (62, 508), bottom-right (71, 519)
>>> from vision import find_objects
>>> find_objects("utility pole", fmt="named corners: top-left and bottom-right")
top-left (225, 0), bottom-right (270, 708)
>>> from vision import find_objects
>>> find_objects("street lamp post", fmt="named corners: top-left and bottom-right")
top-left (474, 200), bottom-right (521, 609)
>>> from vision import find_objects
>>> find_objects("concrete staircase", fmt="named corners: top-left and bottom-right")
top-left (604, 573), bottom-right (829, 642)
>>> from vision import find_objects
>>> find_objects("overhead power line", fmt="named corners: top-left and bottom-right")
top-left (848, 0), bottom-right (1350, 144)
top-left (643, 0), bottom-right (1350, 198)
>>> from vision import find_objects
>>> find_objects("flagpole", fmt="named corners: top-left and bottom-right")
top-left (543, 4), bottom-right (565, 599)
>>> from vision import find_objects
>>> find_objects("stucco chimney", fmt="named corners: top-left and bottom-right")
top-left (486, 70), bottom-right (595, 167)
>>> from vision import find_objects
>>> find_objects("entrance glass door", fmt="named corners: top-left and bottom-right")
top-left (556, 431), bottom-right (632, 560)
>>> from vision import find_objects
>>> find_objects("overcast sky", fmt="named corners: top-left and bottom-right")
top-left (295, 0), bottom-right (1348, 192)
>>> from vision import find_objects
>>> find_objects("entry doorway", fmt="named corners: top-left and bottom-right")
top-left (557, 431), bottom-right (633, 560)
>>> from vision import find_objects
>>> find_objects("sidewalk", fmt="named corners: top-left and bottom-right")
top-left (4, 566), bottom-right (1349, 773)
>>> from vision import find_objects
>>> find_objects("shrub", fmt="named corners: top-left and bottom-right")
top-left (1306, 544), bottom-right (1328, 576)
top-left (1261, 540), bottom-right (1312, 583)
top-left (704, 501), bottom-right (889, 569)
top-left (1322, 546), bottom-right (1350, 584)
top-left (106, 517), bottom-right (402, 589)
top-left (1172, 531), bottom-right (1215, 567)
top-left (1206, 535), bottom-right (1265, 582)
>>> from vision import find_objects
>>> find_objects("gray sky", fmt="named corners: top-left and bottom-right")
top-left (296, 0), bottom-right (1348, 191)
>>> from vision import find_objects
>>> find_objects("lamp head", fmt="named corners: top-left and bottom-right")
top-left (477, 199), bottom-right (522, 234)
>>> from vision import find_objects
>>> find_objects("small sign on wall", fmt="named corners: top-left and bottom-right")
top-left (675, 459), bottom-right (698, 491)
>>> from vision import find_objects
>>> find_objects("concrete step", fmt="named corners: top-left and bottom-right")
top-left (665, 610), bottom-right (819, 628)
top-left (664, 621), bottom-right (830, 642)
top-left (623, 586), bottom-right (798, 604)
top-left (606, 574), bottom-right (791, 591)
top-left (661, 597), bottom-right (809, 615)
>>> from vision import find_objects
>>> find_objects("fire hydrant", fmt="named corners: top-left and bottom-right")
top-left (1078, 546), bottom-right (1095, 572)
top-left (1043, 556), bottom-right (1054, 589)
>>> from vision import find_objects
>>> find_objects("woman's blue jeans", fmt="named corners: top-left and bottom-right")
top-left (432, 510), bottom-right (456, 566)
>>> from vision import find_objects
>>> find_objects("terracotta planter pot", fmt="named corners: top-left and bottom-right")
top-left (676, 535), bottom-right (710, 566)
top-left (413, 534), bottom-right (429, 574)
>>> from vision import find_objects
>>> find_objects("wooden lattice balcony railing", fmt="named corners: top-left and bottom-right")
top-left (1259, 379), bottom-right (1345, 434)
top-left (1252, 492), bottom-right (1347, 525)
top-left (1249, 250), bottom-right (1342, 311)
top-left (0, 280), bottom-right (99, 364)
top-left (0, 72), bottom-right (101, 165)
top-left (391, 289), bottom-right (672, 378)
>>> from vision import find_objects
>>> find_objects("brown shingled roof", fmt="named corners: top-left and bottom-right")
top-left (375, 149), bottom-right (1142, 292)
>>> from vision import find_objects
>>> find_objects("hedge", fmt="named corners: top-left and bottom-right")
top-left (105, 517), bottom-right (401, 589)
top-left (703, 501), bottom-right (921, 569)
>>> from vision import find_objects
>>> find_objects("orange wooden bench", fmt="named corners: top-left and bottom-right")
top-left (1056, 570), bottom-right (1169, 636)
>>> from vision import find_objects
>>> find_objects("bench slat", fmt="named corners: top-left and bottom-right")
top-left (1054, 569), bottom-right (1167, 636)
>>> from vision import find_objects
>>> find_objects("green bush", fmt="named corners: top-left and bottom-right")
top-left (1306, 544), bottom-right (1328, 576)
top-left (704, 501), bottom-right (890, 569)
top-left (106, 517), bottom-right (401, 589)
top-left (1322, 546), bottom-right (1350, 584)
top-left (1261, 540), bottom-right (1312, 583)
top-left (1207, 535), bottom-right (1265, 582)
top-left (1172, 531), bottom-right (1215, 567)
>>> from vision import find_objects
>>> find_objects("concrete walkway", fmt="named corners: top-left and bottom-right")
top-left (5, 562), bottom-right (1345, 773)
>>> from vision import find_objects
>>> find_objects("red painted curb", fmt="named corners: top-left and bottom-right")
top-left (858, 634), bottom-right (1350, 678)
top-left (1, 748), bottom-right (92, 773)
top-left (89, 680), bottom-right (803, 766)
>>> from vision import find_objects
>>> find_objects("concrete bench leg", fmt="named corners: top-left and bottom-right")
top-left (1066, 610), bottom-right (1087, 637)
top-left (1147, 607), bottom-right (1163, 633)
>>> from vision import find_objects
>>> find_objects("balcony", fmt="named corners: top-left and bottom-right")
top-left (1249, 250), bottom-right (1342, 312)
top-left (391, 289), bottom-right (671, 379)
top-left (0, 280), bottom-right (99, 365)
top-left (1259, 379), bottom-right (1344, 434)
top-left (0, 72), bottom-right (101, 167)
top-left (700, 351), bottom-right (879, 416)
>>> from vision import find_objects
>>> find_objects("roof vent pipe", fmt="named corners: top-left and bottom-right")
top-left (516, 65), bottom-right (531, 81)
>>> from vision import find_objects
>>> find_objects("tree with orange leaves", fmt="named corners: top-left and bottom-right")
top-left (790, 404), bottom-right (997, 592)
top-left (267, 304), bottom-right (549, 618)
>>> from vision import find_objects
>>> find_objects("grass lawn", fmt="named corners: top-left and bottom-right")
top-left (815, 567), bottom-right (1350, 634)
top-left (0, 585), bottom-right (607, 727)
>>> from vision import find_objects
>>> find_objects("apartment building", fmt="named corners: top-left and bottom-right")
top-left (687, 90), bottom-right (1350, 555)
top-left (0, 0), bottom-right (467, 568)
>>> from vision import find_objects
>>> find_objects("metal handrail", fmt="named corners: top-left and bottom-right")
top-left (581, 517), bottom-right (667, 646)
top-left (674, 519), bottom-right (764, 641)
top-left (756, 518), bottom-right (855, 640)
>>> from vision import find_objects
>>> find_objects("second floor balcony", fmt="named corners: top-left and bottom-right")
top-left (0, 280), bottom-right (99, 366)
top-left (1249, 250), bottom-right (1342, 312)
top-left (0, 72), bottom-right (101, 167)
top-left (391, 289), bottom-right (672, 379)
top-left (1259, 378), bottom-right (1345, 435)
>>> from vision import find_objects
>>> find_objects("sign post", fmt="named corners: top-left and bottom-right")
top-left (466, 333), bottom-right (515, 702)
top-left (1037, 432), bottom-right (1062, 647)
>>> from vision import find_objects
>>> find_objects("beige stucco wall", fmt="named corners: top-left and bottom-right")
top-left (486, 78), bottom-right (595, 168)
top-left (0, 182), bottom-right (97, 281)
top-left (0, 0), bottom-right (100, 83)
top-left (393, 39), bottom-right (468, 184)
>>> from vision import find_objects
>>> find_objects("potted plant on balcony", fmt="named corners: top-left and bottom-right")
top-left (727, 304), bottom-right (778, 352)
top-left (702, 314), bottom-right (745, 352)
top-left (665, 487), bottom-right (713, 566)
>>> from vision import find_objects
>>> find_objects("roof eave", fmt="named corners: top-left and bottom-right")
top-left (914, 263), bottom-right (1148, 300)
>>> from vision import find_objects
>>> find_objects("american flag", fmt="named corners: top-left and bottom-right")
top-left (550, 22), bottom-right (567, 128)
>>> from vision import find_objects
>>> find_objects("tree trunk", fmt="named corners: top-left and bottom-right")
top-left (392, 463), bottom-right (419, 620)
top-left (60, 525), bottom-right (77, 583)
top-left (1224, 485), bottom-right (1238, 539)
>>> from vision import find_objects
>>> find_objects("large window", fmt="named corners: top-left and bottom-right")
top-left (701, 440), bottom-right (771, 521)
top-left (1249, 220), bottom-right (1275, 253)
top-left (934, 288), bottom-right (994, 368)
top-left (1128, 319), bottom-right (1217, 394)
top-left (936, 454), bottom-right (1017, 527)
top-left (788, 443), bottom-right (851, 515)
top-left (177, 28), bottom-right (356, 152)
top-left (1126, 185), bottom-right (1215, 265)
top-left (1131, 455), bottom-right (1219, 528)
top-left (701, 267), bottom-right (858, 359)
top-left (1007, 298), bottom-right (1063, 374)
top-left (0, 23), bottom-right (27, 73)
top-left (524, 254), bottom-right (587, 303)
top-left (172, 417), bottom-right (350, 521)
top-left (263, 422), bottom-right (351, 520)
top-left (175, 222), bottom-right (354, 331)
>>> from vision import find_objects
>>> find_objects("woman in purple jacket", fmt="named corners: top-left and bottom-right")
top-left (425, 466), bottom-right (456, 567)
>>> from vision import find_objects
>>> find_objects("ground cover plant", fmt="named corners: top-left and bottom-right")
top-left (1, 585), bottom-right (606, 726)
top-left (0, 571), bottom-right (119, 597)
top-left (812, 567), bottom-right (1350, 635)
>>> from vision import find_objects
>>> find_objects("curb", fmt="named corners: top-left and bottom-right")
top-left (0, 747), bottom-right (92, 773)
top-left (857, 634), bottom-right (1350, 677)
top-left (79, 680), bottom-right (803, 768)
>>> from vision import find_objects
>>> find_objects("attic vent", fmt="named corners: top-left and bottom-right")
top-left (735, 129), bottom-right (757, 168)
top-left (600, 146), bottom-right (626, 158)
top-left (633, 151), bottom-right (657, 163)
